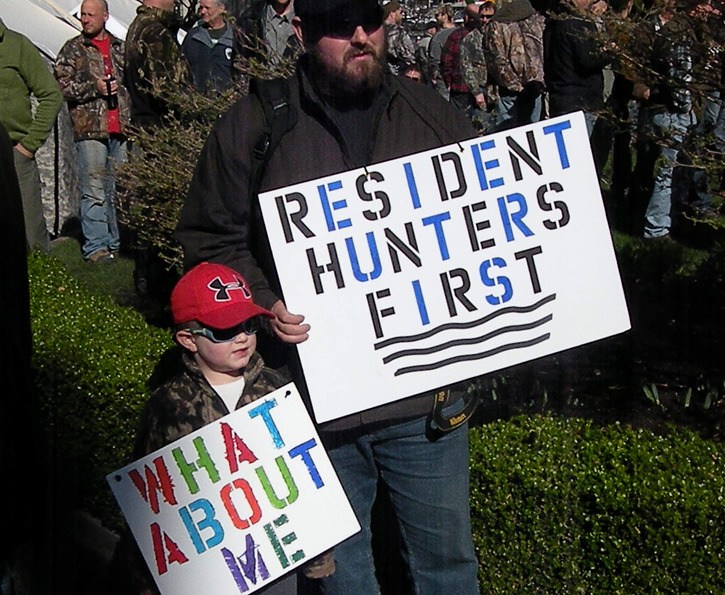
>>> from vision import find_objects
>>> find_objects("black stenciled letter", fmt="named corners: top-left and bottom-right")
top-left (366, 289), bottom-right (396, 339)
top-left (356, 171), bottom-right (391, 221)
top-left (514, 246), bottom-right (544, 294)
top-left (306, 243), bottom-right (345, 294)
top-left (462, 201), bottom-right (495, 252)
top-left (536, 182), bottom-right (570, 230)
top-left (275, 193), bottom-right (315, 243)
top-left (432, 151), bottom-right (467, 201)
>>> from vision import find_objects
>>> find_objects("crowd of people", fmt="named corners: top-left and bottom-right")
top-left (1, 0), bottom-right (723, 594)
top-left (1, 0), bottom-right (722, 265)
top-left (400, 0), bottom-right (723, 240)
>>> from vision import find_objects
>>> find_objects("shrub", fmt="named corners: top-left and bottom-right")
top-left (470, 416), bottom-right (725, 593)
top-left (28, 251), bottom-right (173, 529)
top-left (26, 251), bottom-right (725, 589)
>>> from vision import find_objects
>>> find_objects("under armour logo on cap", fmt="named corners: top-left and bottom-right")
top-left (207, 276), bottom-right (252, 302)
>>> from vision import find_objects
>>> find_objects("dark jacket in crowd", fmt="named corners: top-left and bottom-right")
top-left (644, 13), bottom-right (698, 114)
top-left (124, 6), bottom-right (192, 128)
top-left (544, 5), bottom-right (612, 116)
top-left (176, 58), bottom-right (477, 432)
top-left (181, 20), bottom-right (236, 92)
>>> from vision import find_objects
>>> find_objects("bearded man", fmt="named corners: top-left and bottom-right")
top-left (176, 0), bottom-right (480, 592)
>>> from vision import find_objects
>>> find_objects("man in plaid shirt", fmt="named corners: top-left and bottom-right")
top-left (441, 2), bottom-right (480, 118)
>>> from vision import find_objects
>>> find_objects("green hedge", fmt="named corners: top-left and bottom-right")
top-left (470, 416), bottom-right (725, 593)
top-left (28, 253), bottom-right (725, 590)
top-left (28, 252), bottom-right (173, 528)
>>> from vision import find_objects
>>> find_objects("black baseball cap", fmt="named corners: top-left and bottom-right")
top-left (295, 0), bottom-right (381, 18)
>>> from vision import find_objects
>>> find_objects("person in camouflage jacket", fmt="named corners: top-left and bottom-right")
top-left (486, 0), bottom-right (545, 131)
top-left (460, 1), bottom-right (497, 131)
top-left (135, 348), bottom-right (288, 455)
top-left (124, 0), bottom-right (192, 128)
top-left (384, 0), bottom-right (415, 75)
top-left (54, 30), bottom-right (130, 141)
top-left (55, 0), bottom-right (131, 262)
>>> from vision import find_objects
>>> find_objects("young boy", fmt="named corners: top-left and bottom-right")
top-left (134, 261), bottom-right (287, 455)
top-left (121, 262), bottom-right (332, 595)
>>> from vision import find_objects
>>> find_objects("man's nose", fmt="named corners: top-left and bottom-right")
top-left (351, 25), bottom-right (369, 45)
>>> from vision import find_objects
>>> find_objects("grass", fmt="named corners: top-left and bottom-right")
top-left (50, 237), bottom-right (136, 303)
top-left (49, 235), bottom-right (173, 324)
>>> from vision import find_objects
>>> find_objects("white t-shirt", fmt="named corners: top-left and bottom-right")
top-left (212, 376), bottom-right (246, 413)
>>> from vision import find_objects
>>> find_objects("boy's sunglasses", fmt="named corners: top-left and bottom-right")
top-left (186, 317), bottom-right (261, 343)
top-left (306, 6), bottom-right (384, 40)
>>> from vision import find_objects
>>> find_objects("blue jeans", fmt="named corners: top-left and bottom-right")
top-left (493, 93), bottom-right (542, 132)
top-left (77, 137), bottom-right (126, 258)
top-left (704, 91), bottom-right (725, 153)
top-left (318, 415), bottom-right (479, 594)
top-left (643, 111), bottom-right (693, 238)
top-left (715, 102), bottom-right (725, 153)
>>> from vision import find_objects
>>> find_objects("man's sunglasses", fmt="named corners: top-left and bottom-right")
top-left (306, 7), bottom-right (384, 40)
top-left (186, 317), bottom-right (261, 343)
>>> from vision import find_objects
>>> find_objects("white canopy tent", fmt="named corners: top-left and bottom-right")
top-left (1, 0), bottom-right (79, 59)
top-left (30, 0), bottom-right (144, 38)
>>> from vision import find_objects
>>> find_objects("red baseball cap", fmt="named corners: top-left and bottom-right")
top-left (171, 262), bottom-right (274, 328)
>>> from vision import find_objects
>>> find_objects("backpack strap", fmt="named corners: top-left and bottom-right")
top-left (248, 77), bottom-right (298, 201)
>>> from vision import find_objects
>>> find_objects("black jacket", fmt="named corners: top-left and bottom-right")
top-left (544, 9), bottom-right (612, 116)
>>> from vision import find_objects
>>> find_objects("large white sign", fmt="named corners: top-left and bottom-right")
top-left (107, 384), bottom-right (359, 595)
top-left (260, 112), bottom-right (630, 423)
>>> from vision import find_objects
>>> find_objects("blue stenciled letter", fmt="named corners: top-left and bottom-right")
top-left (542, 120), bottom-right (573, 169)
top-left (289, 439), bottom-right (325, 489)
top-left (497, 194), bottom-right (534, 242)
top-left (345, 232), bottom-right (383, 282)
top-left (470, 140), bottom-right (505, 191)
top-left (179, 498), bottom-right (224, 554)
top-left (248, 399), bottom-right (284, 449)
top-left (480, 258), bottom-right (513, 305)
top-left (318, 180), bottom-right (352, 231)
top-left (422, 212), bottom-right (453, 260)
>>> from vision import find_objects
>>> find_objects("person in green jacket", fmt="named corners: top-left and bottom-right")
top-left (0, 18), bottom-right (62, 252)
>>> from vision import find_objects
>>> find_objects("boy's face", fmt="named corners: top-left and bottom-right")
top-left (176, 326), bottom-right (257, 385)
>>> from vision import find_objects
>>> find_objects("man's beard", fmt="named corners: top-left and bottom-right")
top-left (308, 38), bottom-right (387, 99)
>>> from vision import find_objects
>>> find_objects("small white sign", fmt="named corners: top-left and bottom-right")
top-left (260, 112), bottom-right (630, 423)
top-left (107, 384), bottom-right (359, 595)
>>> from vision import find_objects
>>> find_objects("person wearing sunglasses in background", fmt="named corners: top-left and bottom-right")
top-left (175, 0), bottom-right (480, 593)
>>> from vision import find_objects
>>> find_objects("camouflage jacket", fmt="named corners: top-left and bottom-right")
top-left (460, 27), bottom-right (498, 105)
top-left (386, 23), bottom-right (415, 75)
top-left (124, 6), bottom-right (192, 128)
top-left (134, 350), bottom-right (289, 457)
top-left (485, 0), bottom-right (544, 95)
top-left (54, 33), bottom-right (131, 141)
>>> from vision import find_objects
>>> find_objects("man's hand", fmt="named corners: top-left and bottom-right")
top-left (270, 300), bottom-right (310, 344)
top-left (632, 82), bottom-right (651, 102)
top-left (14, 144), bottom-right (34, 160)
top-left (96, 75), bottom-right (117, 96)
